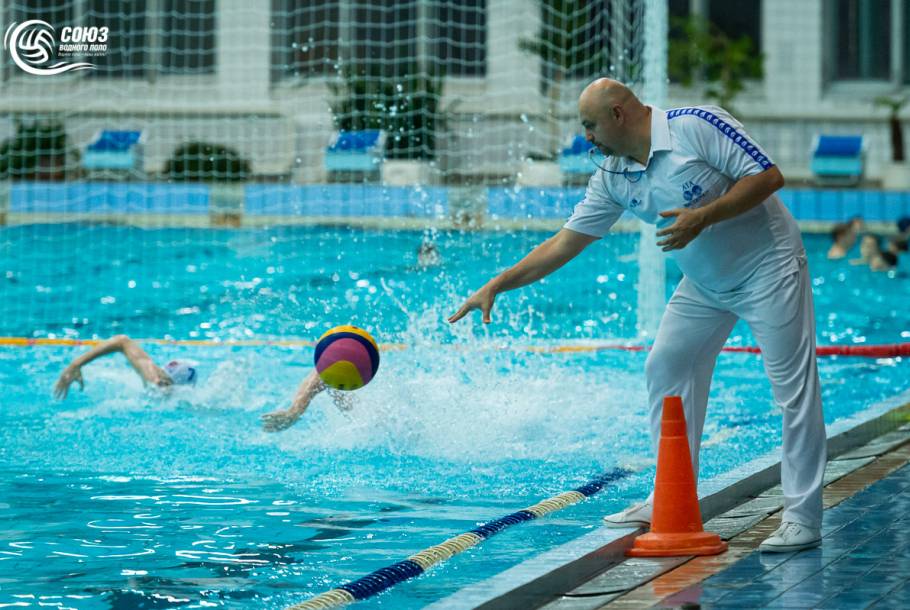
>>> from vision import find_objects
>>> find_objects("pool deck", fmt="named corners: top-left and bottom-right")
top-left (540, 423), bottom-right (910, 610)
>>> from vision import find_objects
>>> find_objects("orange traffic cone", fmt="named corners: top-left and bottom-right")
top-left (627, 395), bottom-right (727, 557)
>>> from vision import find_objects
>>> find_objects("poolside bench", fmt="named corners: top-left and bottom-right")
top-left (811, 134), bottom-right (864, 186)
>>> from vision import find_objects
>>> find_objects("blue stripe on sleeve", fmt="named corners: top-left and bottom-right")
top-left (667, 107), bottom-right (773, 170)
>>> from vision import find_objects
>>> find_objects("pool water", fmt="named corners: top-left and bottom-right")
top-left (0, 226), bottom-right (908, 609)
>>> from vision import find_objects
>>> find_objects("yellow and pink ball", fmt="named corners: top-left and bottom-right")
top-left (314, 325), bottom-right (380, 391)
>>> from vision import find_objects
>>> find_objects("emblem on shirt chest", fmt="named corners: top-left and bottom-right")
top-left (681, 180), bottom-right (704, 207)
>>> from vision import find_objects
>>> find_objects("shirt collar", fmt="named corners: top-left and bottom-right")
top-left (622, 105), bottom-right (670, 172)
top-left (649, 106), bottom-right (671, 155)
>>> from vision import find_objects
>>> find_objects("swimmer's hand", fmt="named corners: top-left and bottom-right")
top-left (448, 284), bottom-right (497, 324)
top-left (54, 365), bottom-right (84, 400)
top-left (261, 408), bottom-right (301, 433)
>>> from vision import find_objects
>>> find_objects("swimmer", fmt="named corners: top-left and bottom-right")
top-left (53, 334), bottom-right (349, 431)
top-left (898, 216), bottom-right (910, 240)
top-left (417, 240), bottom-right (442, 268)
top-left (260, 370), bottom-right (353, 432)
top-left (827, 217), bottom-right (863, 259)
top-left (851, 234), bottom-right (898, 271)
top-left (850, 234), bottom-right (879, 266)
top-left (887, 236), bottom-right (908, 257)
top-left (54, 334), bottom-right (197, 399)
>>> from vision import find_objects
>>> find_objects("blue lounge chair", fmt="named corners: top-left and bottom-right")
top-left (559, 134), bottom-right (596, 175)
top-left (325, 130), bottom-right (385, 180)
top-left (83, 130), bottom-right (144, 177)
top-left (811, 134), bottom-right (864, 186)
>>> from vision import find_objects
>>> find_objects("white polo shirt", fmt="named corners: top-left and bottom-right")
top-left (564, 106), bottom-right (803, 292)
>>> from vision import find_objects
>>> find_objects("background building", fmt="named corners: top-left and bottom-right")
top-left (0, 0), bottom-right (907, 185)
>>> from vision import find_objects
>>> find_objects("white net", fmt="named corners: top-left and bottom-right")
top-left (0, 0), bottom-right (663, 341)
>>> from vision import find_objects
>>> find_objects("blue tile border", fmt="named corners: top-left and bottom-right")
top-left (10, 182), bottom-right (209, 214)
top-left (244, 184), bottom-right (448, 217)
top-left (5, 183), bottom-right (910, 223)
top-left (778, 188), bottom-right (910, 223)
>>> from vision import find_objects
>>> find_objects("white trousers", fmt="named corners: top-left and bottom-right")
top-left (645, 256), bottom-right (826, 528)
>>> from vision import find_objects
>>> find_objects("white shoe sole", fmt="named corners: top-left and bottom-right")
top-left (758, 538), bottom-right (821, 553)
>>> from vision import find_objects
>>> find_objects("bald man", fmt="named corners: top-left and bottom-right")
top-left (449, 79), bottom-right (826, 553)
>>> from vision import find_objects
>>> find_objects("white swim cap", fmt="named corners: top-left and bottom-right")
top-left (164, 360), bottom-right (198, 385)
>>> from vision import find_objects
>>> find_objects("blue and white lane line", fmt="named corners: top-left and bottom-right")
top-left (285, 468), bottom-right (631, 610)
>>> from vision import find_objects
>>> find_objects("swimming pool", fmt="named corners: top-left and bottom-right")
top-left (1, 225), bottom-right (908, 609)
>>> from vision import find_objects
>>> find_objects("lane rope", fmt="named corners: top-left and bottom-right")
top-left (284, 468), bottom-right (631, 610)
top-left (1, 336), bottom-right (909, 358)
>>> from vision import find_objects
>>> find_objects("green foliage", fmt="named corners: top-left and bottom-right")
top-left (329, 64), bottom-right (445, 161)
top-left (0, 119), bottom-right (79, 181)
top-left (164, 142), bottom-right (251, 182)
top-left (518, 0), bottom-right (604, 86)
top-left (669, 16), bottom-right (763, 111)
top-left (873, 95), bottom-right (908, 162)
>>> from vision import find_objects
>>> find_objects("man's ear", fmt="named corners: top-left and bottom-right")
top-left (611, 104), bottom-right (623, 123)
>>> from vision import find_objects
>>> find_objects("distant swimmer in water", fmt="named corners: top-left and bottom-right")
top-left (53, 333), bottom-right (351, 432)
top-left (54, 334), bottom-right (198, 399)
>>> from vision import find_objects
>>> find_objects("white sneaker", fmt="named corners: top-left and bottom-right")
top-left (602, 501), bottom-right (652, 528)
top-left (759, 522), bottom-right (821, 553)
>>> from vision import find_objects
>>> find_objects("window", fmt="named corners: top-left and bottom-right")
top-left (160, 0), bottom-right (216, 75)
top-left (567, 1), bottom-right (612, 80)
top-left (670, 0), bottom-right (762, 53)
top-left (530, 0), bottom-right (643, 82)
top-left (5, 0), bottom-right (216, 79)
top-left (832, 0), bottom-right (910, 84)
top-left (431, 0), bottom-right (487, 77)
top-left (352, 1), bottom-right (418, 76)
top-left (708, 0), bottom-right (761, 53)
top-left (269, 0), bottom-right (488, 82)
top-left (835, 0), bottom-right (891, 80)
top-left (8, 0), bottom-right (74, 28)
top-left (270, 0), bottom-right (340, 81)
top-left (669, 0), bottom-right (763, 84)
top-left (85, 0), bottom-right (148, 79)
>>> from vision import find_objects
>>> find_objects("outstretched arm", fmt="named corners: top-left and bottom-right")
top-left (261, 370), bottom-right (328, 432)
top-left (448, 228), bottom-right (597, 324)
top-left (54, 335), bottom-right (167, 399)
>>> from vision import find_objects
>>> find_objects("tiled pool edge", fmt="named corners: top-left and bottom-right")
top-left (599, 433), bottom-right (910, 609)
top-left (428, 389), bottom-right (910, 610)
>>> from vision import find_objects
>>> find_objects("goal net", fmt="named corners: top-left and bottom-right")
top-left (0, 0), bottom-right (665, 342)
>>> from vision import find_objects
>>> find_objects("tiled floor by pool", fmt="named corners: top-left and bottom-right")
top-left (637, 446), bottom-right (910, 609)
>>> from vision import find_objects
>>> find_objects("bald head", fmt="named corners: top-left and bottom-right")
top-left (579, 78), bottom-right (640, 118)
top-left (578, 78), bottom-right (651, 162)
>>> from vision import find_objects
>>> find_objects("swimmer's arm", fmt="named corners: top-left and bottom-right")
top-left (55, 335), bottom-right (163, 398)
top-left (261, 370), bottom-right (327, 432)
top-left (118, 336), bottom-right (172, 386)
top-left (449, 228), bottom-right (596, 323)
